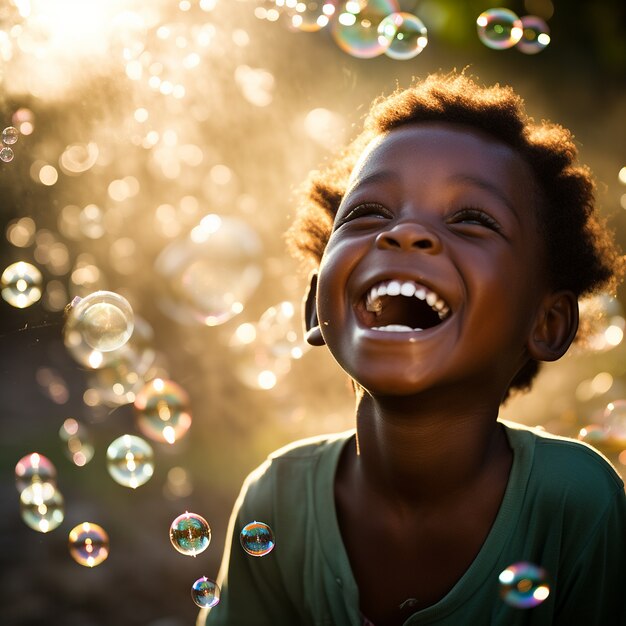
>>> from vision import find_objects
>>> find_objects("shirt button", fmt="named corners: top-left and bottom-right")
top-left (336, 578), bottom-right (343, 587)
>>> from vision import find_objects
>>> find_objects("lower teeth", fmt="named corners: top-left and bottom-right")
top-left (372, 324), bottom-right (422, 332)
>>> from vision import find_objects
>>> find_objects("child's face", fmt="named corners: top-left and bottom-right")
top-left (313, 122), bottom-right (552, 397)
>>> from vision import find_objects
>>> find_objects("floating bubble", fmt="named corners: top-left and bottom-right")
top-left (377, 12), bottom-right (428, 60)
top-left (331, 0), bottom-right (398, 59)
top-left (240, 521), bottom-right (275, 557)
top-left (476, 8), bottom-right (523, 50)
top-left (68, 522), bottom-right (110, 567)
top-left (169, 511), bottom-right (211, 556)
top-left (59, 418), bottom-right (95, 467)
top-left (20, 482), bottom-right (64, 532)
top-left (257, 301), bottom-right (309, 360)
top-left (2, 126), bottom-right (19, 145)
top-left (1, 261), bottom-right (42, 308)
top-left (15, 452), bottom-right (57, 493)
top-left (499, 562), bottom-right (550, 608)
top-left (290, 1), bottom-right (336, 32)
top-left (191, 576), bottom-right (220, 608)
top-left (106, 434), bottom-right (154, 489)
top-left (516, 15), bottom-right (550, 54)
top-left (155, 214), bottom-right (263, 326)
top-left (134, 378), bottom-right (192, 444)
top-left (64, 291), bottom-right (134, 353)
top-left (578, 294), bottom-right (625, 352)
top-left (600, 400), bottom-right (626, 453)
top-left (0, 147), bottom-right (14, 162)
top-left (578, 423), bottom-right (611, 451)
top-left (12, 108), bottom-right (35, 136)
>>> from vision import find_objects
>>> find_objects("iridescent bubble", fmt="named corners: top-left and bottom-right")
top-left (20, 482), bottom-right (64, 532)
top-left (578, 423), bottom-right (611, 451)
top-left (476, 8), bottom-right (523, 50)
top-left (68, 522), bottom-right (110, 567)
top-left (240, 521), bottom-right (275, 557)
top-left (499, 562), bottom-right (550, 608)
top-left (331, 0), bottom-right (398, 59)
top-left (290, 1), bottom-right (336, 32)
top-left (106, 434), bottom-right (154, 489)
top-left (1, 261), bottom-right (42, 308)
top-left (577, 294), bottom-right (625, 352)
top-left (191, 576), bottom-right (220, 608)
top-left (257, 301), bottom-right (309, 360)
top-left (15, 452), bottom-right (57, 493)
top-left (59, 418), bottom-right (95, 467)
top-left (169, 511), bottom-right (211, 556)
top-left (516, 15), bottom-right (550, 54)
top-left (134, 378), bottom-right (192, 444)
top-left (64, 291), bottom-right (134, 352)
top-left (377, 12), bottom-right (428, 60)
top-left (0, 147), bottom-right (14, 162)
top-left (155, 214), bottom-right (263, 326)
top-left (2, 126), bottom-right (19, 145)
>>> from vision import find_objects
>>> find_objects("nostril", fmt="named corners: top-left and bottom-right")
top-left (413, 240), bottom-right (433, 249)
top-left (380, 234), bottom-right (401, 248)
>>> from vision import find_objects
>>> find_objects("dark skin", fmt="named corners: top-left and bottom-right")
top-left (305, 123), bottom-right (578, 625)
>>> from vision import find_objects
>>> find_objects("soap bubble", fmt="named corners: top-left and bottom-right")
top-left (377, 12), bottom-right (427, 60)
top-left (15, 452), bottom-right (57, 493)
top-left (516, 15), bottom-right (550, 54)
top-left (257, 301), bottom-right (309, 360)
top-left (64, 291), bottom-right (134, 352)
top-left (155, 214), bottom-right (263, 326)
top-left (0, 147), bottom-right (14, 162)
top-left (2, 126), bottom-right (19, 145)
top-left (577, 423), bottom-right (611, 451)
top-left (476, 8), bottom-right (523, 50)
top-left (499, 562), bottom-right (550, 608)
top-left (191, 576), bottom-right (220, 608)
top-left (68, 522), bottom-right (110, 567)
top-left (578, 294), bottom-right (625, 352)
top-left (106, 434), bottom-right (154, 489)
top-left (1, 261), bottom-right (43, 308)
top-left (290, 1), bottom-right (336, 32)
top-left (20, 482), bottom-right (64, 532)
top-left (331, 0), bottom-right (397, 59)
top-left (134, 378), bottom-right (192, 444)
top-left (600, 400), bottom-right (626, 453)
top-left (59, 418), bottom-right (95, 467)
top-left (240, 521), bottom-right (275, 557)
top-left (169, 511), bottom-right (211, 556)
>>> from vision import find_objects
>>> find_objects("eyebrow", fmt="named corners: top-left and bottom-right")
top-left (344, 170), bottom-right (398, 196)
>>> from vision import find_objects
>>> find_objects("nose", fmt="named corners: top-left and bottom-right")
top-left (375, 222), bottom-right (441, 253)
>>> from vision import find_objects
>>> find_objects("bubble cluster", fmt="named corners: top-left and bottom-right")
top-left (15, 452), bottom-right (57, 493)
top-left (1, 261), bottom-right (43, 308)
top-left (516, 16), bottom-right (550, 54)
top-left (20, 481), bottom-right (64, 532)
top-left (64, 291), bottom-right (134, 353)
top-left (169, 511), bottom-right (211, 556)
top-left (106, 434), bottom-right (154, 488)
top-left (191, 576), bottom-right (220, 608)
top-left (240, 521), bottom-right (275, 557)
top-left (134, 378), bottom-right (192, 444)
top-left (476, 8), bottom-right (523, 50)
top-left (68, 522), bottom-right (110, 567)
top-left (377, 12), bottom-right (427, 60)
top-left (499, 562), bottom-right (550, 608)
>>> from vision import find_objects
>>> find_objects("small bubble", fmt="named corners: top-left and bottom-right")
top-left (170, 512), bottom-right (211, 556)
top-left (15, 452), bottom-right (57, 493)
top-left (191, 576), bottom-right (220, 608)
top-left (0, 146), bottom-right (14, 162)
top-left (2, 126), bottom-right (19, 145)
top-left (106, 434), bottom-right (154, 489)
top-left (476, 8), bottom-right (523, 50)
top-left (20, 482), bottom-right (64, 532)
top-left (377, 12), bottom-right (428, 60)
top-left (240, 521), bottom-right (275, 557)
top-left (516, 15), bottom-right (550, 54)
top-left (499, 562), bottom-right (550, 608)
top-left (68, 522), bottom-right (110, 567)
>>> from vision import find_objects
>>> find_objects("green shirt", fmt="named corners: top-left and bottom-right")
top-left (199, 421), bottom-right (626, 625)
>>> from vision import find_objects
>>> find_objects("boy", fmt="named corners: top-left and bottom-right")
top-left (199, 73), bottom-right (626, 625)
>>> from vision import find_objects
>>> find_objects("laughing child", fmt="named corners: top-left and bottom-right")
top-left (199, 72), bottom-right (626, 625)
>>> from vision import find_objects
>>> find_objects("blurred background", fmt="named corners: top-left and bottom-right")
top-left (0, 0), bottom-right (625, 624)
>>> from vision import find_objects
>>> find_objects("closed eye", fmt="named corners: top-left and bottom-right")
top-left (448, 208), bottom-right (502, 233)
top-left (336, 202), bottom-right (392, 227)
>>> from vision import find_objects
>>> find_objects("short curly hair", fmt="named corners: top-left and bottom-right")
top-left (286, 71), bottom-right (624, 397)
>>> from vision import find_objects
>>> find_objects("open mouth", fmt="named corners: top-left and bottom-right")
top-left (358, 279), bottom-right (451, 332)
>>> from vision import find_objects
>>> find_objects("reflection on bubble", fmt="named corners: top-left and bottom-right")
top-left (155, 214), bottom-right (262, 326)
top-left (377, 12), bottom-right (427, 60)
top-left (59, 418), bottom-right (95, 467)
top-left (106, 434), bottom-right (154, 488)
top-left (191, 576), bottom-right (220, 608)
top-left (65, 291), bottom-right (134, 353)
top-left (15, 452), bottom-right (57, 493)
top-left (68, 522), bottom-right (110, 567)
top-left (1, 261), bottom-right (42, 308)
top-left (2, 126), bottom-right (19, 145)
top-left (476, 8), bottom-right (523, 50)
top-left (134, 378), bottom-right (192, 444)
top-left (290, 1), bottom-right (336, 32)
top-left (240, 521), bottom-right (275, 557)
top-left (499, 562), bottom-right (550, 608)
top-left (331, 0), bottom-right (398, 58)
top-left (170, 511), bottom-right (211, 556)
top-left (516, 15), bottom-right (550, 54)
top-left (20, 482), bottom-right (64, 532)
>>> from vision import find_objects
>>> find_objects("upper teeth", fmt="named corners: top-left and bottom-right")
top-left (365, 279), bottom-right (450, 320)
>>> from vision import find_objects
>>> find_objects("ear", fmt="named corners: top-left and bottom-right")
top-left (303, 271), bottom-right (325, 346)
top-left (527, 290), bottom-right (579, 362)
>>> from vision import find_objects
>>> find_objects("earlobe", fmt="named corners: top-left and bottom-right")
top-left (528, 290), bottom-right (579, 362)
top-left (304, 271), bottom-right (325, 346)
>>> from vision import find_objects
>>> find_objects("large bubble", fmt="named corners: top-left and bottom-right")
top-left (476, 8), bottom-right (523, 50)
top-left (106, 434), bottom-right (154, 489)
top-left (155, 214), bottom-right (263, 326)
top-left (377, 12), bottom-right (427, 60)
top-left (1, 261), bottom-right (43, 308)
top-left (169, 511), bottom-right (211, 556)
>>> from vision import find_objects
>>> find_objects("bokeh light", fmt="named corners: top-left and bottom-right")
top-left (68, 522), bottom-right (110, 567)
top-left (499, 562), bottom-right (550, 608)
top-left (476, 8), bottom-right (523, 50)
top-left (106, 434), bottom-right (154, 489)
top-left (240, 521), bottom-right (275, 556)
top-left (191, 576), bottom-right (220, 608)
top-left (169, 511), bottom-right (211, 556)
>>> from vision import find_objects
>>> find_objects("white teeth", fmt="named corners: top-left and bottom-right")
top-left (426, 292), bottom-right (437, 307)
top-left (364, 280), bottom-right (451, 321)
top-left (415, 288), bottom-right (426, 300)
top-left (372, 325), bottom-right (422, 332)
top-left (400, 281), bottom-right (416, 297)
top-left (386, 281), bottom-right (401, 296)
top-left (377, 284), bottom-right (388, 297)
